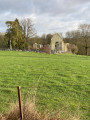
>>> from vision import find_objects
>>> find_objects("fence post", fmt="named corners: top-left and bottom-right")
top-left (17, 86), bottom-right (23, 120)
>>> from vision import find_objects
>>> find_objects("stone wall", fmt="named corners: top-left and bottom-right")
top-left (50, 34), bottom-right (63, 50)
top-left (50, 34), bottom-right (69, 52)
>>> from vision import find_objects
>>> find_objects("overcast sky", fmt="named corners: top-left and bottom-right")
top-left (0, 0), bottom-right (90, 36)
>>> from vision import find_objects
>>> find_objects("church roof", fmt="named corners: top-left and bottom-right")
top-left (51, 33), bottom-right (63, 40)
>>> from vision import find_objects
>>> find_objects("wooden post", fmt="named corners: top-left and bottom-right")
top-left (17, 86), bottom-right (23, 120)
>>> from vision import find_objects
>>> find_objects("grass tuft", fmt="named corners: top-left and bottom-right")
top-left (0, 100), bottom-right (80, 120)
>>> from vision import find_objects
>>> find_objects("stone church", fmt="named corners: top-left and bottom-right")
top-left (50, 33), bottom-right (69, 53)
top-left (33, 33), bottom-right (69, 53)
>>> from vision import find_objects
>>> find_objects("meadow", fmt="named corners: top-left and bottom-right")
top-left (0, 51), bottom-right (90, 120)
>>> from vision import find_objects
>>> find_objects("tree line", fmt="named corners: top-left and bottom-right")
top-left (64, 24), bottom-right (90, 56)
top-left (0, 18), bottom-right (90, 55)
top-left (0, 18), bottom-right (53, 51)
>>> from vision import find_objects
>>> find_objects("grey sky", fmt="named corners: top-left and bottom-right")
top-left (0, 0), bottom-right (90, 36)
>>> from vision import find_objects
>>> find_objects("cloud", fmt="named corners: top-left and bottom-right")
top-left (0, 0), bottom-right (90, 35)
top-left (33, 0), bottom-right (90, 15)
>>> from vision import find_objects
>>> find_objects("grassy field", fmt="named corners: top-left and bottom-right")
top-left (0, 51), bottom-right (90, 119)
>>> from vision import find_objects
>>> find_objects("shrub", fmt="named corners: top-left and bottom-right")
top-left (67, 44), bottom-right (78, 54)
top-left (41, 45), bottom-right (51, 54)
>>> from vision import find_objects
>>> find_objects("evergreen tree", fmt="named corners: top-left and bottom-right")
top-left (5, 18), bottom-right (25, 50)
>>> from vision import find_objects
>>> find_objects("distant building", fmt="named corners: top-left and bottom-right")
top-left (33, 43), bottom-right (43, 50)
top-left (32, 33), bottom-right (69, 53)
top-left (50, 33), bottom-right (69, 53)
top-left (33, 43), bottom-right (38, 50)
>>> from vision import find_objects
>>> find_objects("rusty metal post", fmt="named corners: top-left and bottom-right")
top-left (17, 86), bottom-right (23, 120)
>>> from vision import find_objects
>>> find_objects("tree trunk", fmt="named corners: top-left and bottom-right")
top-left (85, 46), bottom-right (88, 55)
top-left (10, 39), bottom-right (12, 50)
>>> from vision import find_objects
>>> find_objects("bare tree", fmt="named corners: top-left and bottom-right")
top-left (78, 24), bottom-right (90, 55)
top-left (65, 24), bottom-right (90, 55)
top-left (20, 18), bottom-right (37, 40)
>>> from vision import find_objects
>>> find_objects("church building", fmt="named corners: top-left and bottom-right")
top-left (33, 33), bottom-right (69, 53)
top-left (50, 33), bottom-right (69, 53)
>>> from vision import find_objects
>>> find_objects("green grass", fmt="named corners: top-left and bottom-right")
top-left (0, 51), bottom-right (90, 119)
